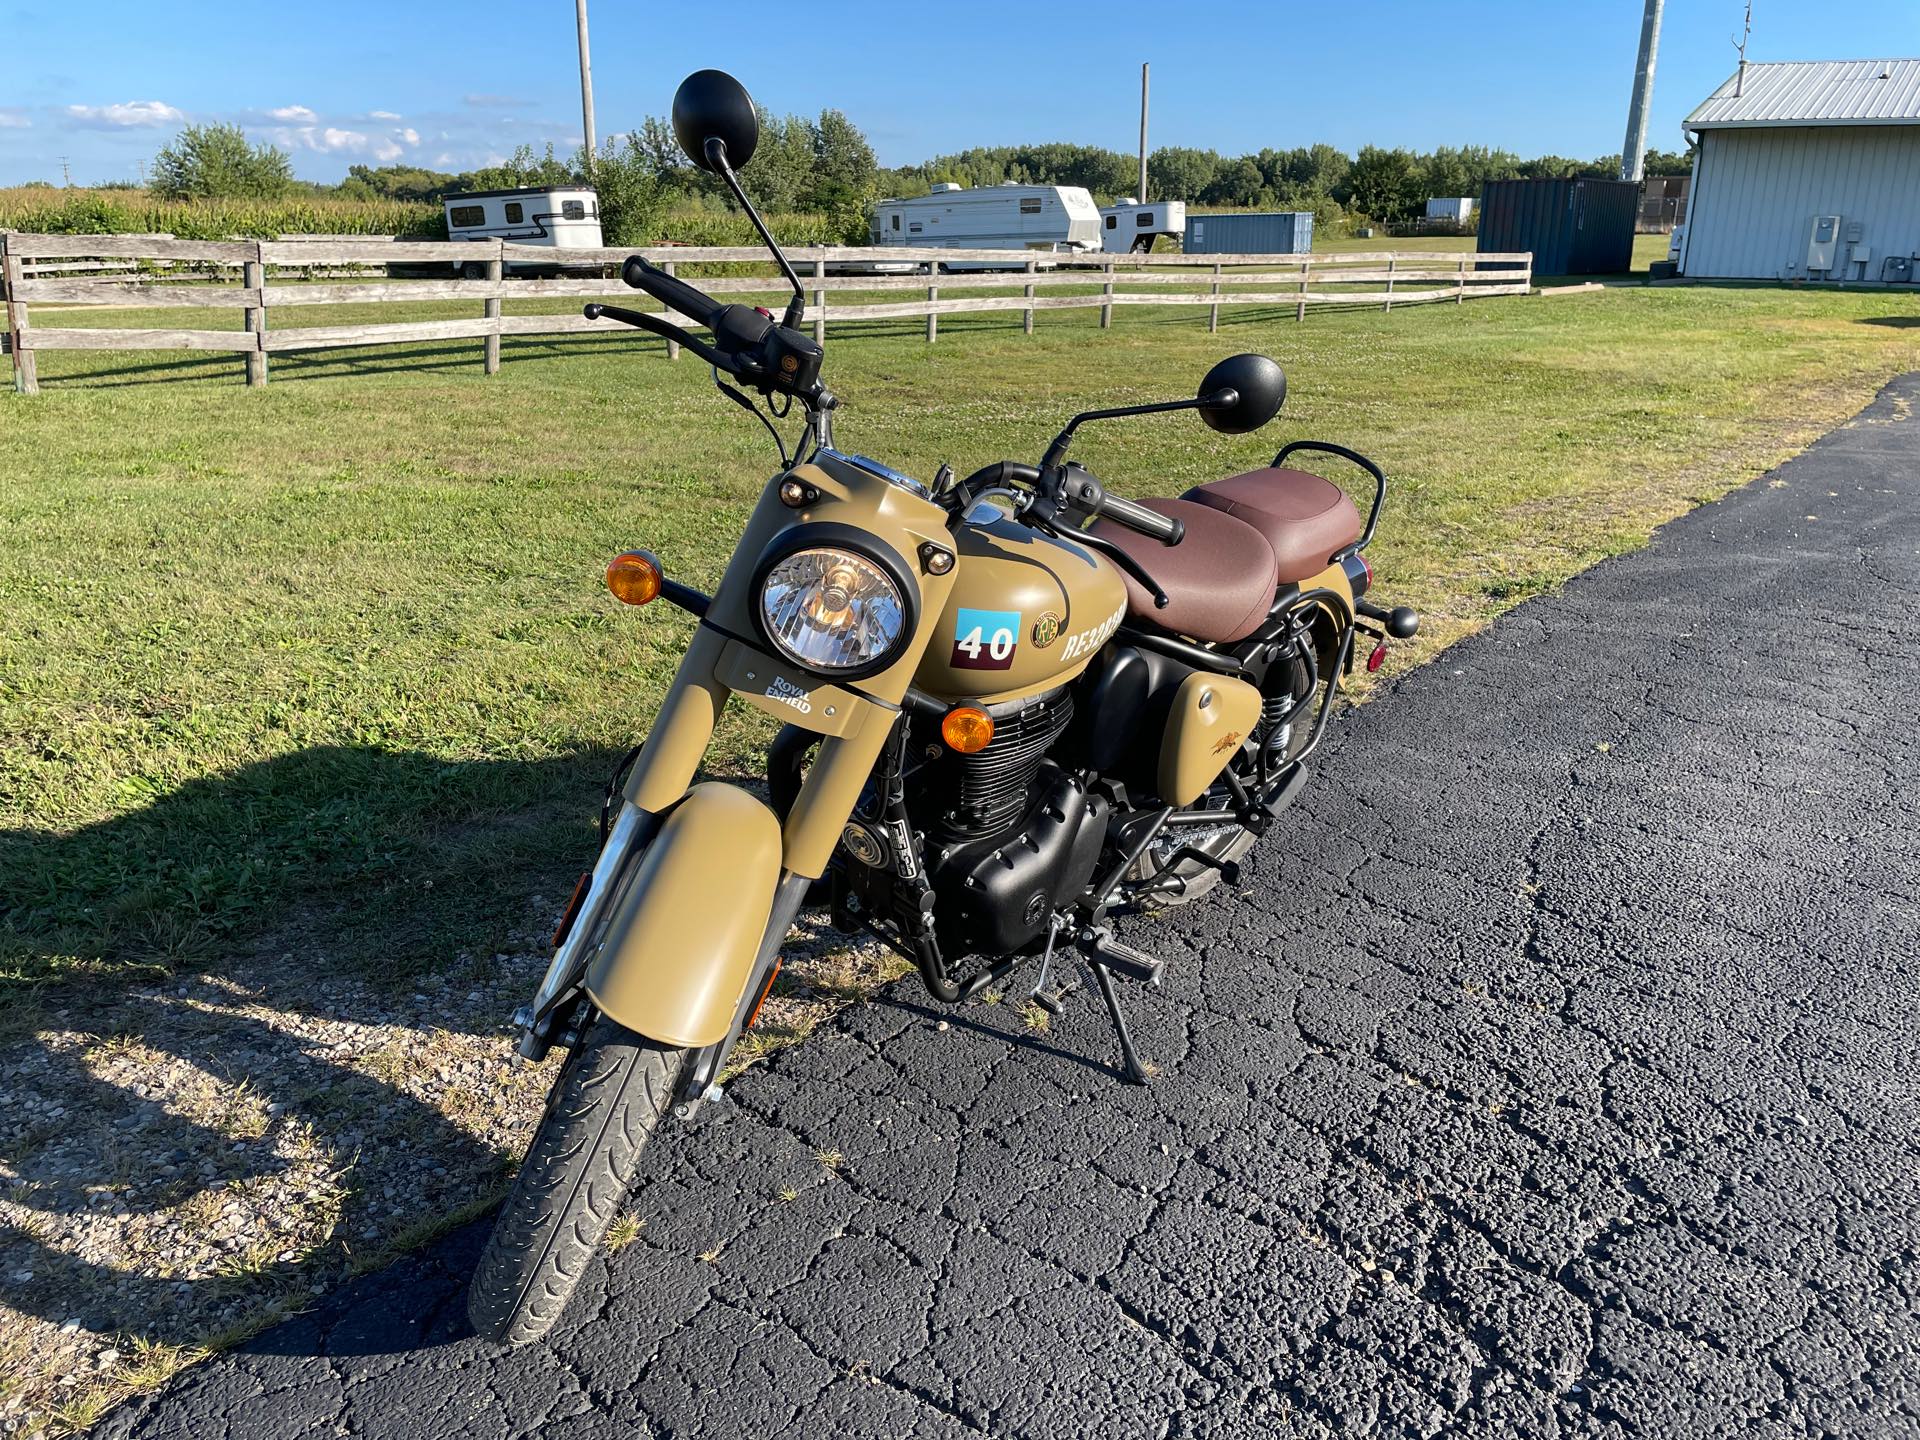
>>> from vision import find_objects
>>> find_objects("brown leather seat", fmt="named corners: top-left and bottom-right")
top-left (1089, 497), bottom-right (1279, 644)
top-left (1184, 468), bottom-right (1362, 585)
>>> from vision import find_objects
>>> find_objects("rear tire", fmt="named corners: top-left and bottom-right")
top-left (467, 1016), bottom-right (683, 1346)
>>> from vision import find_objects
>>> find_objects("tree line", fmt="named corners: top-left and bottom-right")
top-left (138, 116), bottom-right (1692, 243)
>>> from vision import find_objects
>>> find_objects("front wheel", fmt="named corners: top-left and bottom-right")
top-left (467, 1016), bottom-right (684, 1346)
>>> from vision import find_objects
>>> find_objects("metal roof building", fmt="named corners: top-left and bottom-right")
top-left (1677, 60), bottom-right (1920, 282)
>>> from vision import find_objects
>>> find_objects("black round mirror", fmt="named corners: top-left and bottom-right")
top-left (672, 69), bottom-right (759, 172)
top-left (1197, 353), bottom-right (1287, 435)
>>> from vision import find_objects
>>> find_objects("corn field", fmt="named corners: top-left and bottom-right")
top-left (0, 188), bottom-right (843, 248)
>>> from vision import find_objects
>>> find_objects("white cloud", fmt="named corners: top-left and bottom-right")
top-left (0, 110), bottom-right (31, 129)
top-left (265, 121), bottom-right (412, 164)
top-left (64, 100), bottom-right (184, 128)
top-left (369, 110), bottom-right (402, 121)
top-left (398, 127), bottom-right (419, 145)
top-left (269, 104), bottom-right (316, 122)
top-left (433, 152), bottom-right (454, 166)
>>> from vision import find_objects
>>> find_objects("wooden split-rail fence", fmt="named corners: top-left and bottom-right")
top-left (1, 234), bottom-right (1533, 394)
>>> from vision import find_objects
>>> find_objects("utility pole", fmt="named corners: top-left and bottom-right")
top-left (1732, 1), bottom-right (1752, 97)
top-left (1137, 63), bottom-right (1149, 202)
top-left (575, 0), bottom-right (597, 170)
top-left (1619, 0), bottom-right (1664, 182)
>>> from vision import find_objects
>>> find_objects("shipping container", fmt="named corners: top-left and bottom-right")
top-left (1425, 197), bottom-right (1474, 222)
top-left (1182, 211), bottom-right (1314, 256)
top-left (1475, 178), bottom-right (1638, 276)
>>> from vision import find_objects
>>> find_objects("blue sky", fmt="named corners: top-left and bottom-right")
top-left (4, 1), bottom-right (1918, 185)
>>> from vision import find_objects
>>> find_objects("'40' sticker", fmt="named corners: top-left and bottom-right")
top-left (951, 607), bottom-right (1020, 670)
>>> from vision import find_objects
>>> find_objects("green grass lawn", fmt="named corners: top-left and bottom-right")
top-left (2, 282), bottom-right (1915, 1003)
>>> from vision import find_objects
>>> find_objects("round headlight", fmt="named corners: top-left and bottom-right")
top-left (757, 541), bottom-right (910, 678)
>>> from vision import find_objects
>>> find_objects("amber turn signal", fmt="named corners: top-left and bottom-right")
top-left (606, 550), bottom-right (663, 606)
top-left (940, 706), bottom-right (994, 754)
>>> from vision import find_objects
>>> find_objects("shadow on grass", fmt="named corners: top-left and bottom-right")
top-left (1859, 315), bottom-right (1920, 329)
top-left (0, 744), bottom-right (629, 1347)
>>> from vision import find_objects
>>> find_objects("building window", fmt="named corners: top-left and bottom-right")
top-left (449, 205), bottom-right (484, 228)
top-left (908, 222), bottom-right (922, 233)
top-left (1105, 215), bottom-right (1117, 229)
top-left (504, 202), bottom-right (524, 223)
top-left (561, 200), bottom-right (586, 220)
top-left (891, 213), bottom-right (900, 231)
top-left (1019, 197), bottom-right (1043, 214)
top-left (1137, 212), bottom-right (1155, 226)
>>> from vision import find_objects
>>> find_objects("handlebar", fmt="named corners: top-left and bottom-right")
top-left (622, 255), bottom-right (721, 328)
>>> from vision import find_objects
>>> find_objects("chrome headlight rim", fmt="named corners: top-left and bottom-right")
top-left (749, 522), bottom-right (920, 683)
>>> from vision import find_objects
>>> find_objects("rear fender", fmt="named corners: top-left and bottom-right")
top-left (586, 782), bottom-right (782, 1049)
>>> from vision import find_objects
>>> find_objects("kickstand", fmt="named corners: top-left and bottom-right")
top-left (1088, 960), bottom-right (1151, 1085)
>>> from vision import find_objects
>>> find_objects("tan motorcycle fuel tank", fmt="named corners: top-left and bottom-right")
top-left (914, 508), bottom-right (1129, 705)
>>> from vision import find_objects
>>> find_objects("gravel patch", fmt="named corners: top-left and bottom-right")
top-left (0, 899), bottom-right (888, 1436)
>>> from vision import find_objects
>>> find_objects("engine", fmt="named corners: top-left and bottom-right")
top-left (900, 689), bottom-right (1108, 956)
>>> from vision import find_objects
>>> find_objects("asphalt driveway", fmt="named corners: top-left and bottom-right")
top-left (100, 376), bottom-right (1920, 1439)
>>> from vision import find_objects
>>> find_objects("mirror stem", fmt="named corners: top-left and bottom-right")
top-left (1039, 392), bottom-right (1231, 473)
top-left (705, 138), bottom-right (806, 329)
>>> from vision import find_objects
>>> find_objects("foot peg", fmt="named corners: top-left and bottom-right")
top-left (1165, 845), bottom-right (1241, 888)
top-left (1083, 928), bottom-right (1161, 986)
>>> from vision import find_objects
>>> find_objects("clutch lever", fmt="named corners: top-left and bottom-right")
top-left (583, 303), bottom-right (741, 376)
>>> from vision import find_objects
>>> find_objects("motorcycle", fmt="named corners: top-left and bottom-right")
top-left (468, 69), bottom-right (1421, 1345)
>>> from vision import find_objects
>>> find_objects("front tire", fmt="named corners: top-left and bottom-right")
top-left (467, 1016), bottom-right (684, 1346)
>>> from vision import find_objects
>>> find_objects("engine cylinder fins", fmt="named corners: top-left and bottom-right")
top-left (922, 687), bottom-right (1074, 845)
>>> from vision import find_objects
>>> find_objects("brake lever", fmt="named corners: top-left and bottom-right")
top-left (583, 303), bottom-right (741, 376)
top-left (1051, 523), bottom-right (1172, 610)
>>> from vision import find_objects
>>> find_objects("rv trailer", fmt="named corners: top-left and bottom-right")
top-left (442, 186), bottom-right (604, 276)
top-left (1099, 198), bottom-right (1187, 252)
top-left (865, 183), bottom-right (1103, 270)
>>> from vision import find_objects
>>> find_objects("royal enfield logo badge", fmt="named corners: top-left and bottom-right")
top-left (764, 675), bottom-right (812, 714)
top-left (1032, 612), bottom-right (1062, 649)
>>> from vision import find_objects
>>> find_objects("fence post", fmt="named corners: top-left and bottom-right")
top-left (1456, 255), bottom-right (1466, 304)
top-left (1022, 256), bottom-right (1037, 335)
top-left (926, 262), bottom-right (938, 344)
top-left (1384, 256), bottom-right (1396, 313)
top-left (813, 252), bottom-right (825, 346)
top-left (1, 236), bottom-right (37, 395)
top-left (244, 246), bottom-right (267, 388)
top-left (1296, 260), bottom-right (1309, 323)
top-left (1100, 257), bottom-right (1114, 329)
top-left (483, 246), bottom-right (502, 375)
top-left (662, 259), bottom-right (680, 361)
top-left (1208, 260), bottom-right (1221, 333)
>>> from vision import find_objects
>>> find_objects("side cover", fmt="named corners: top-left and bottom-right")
top-left (1157, 673), bottom-right (1264, 807)
top-left (586, 783), bottom-right (782, 1048)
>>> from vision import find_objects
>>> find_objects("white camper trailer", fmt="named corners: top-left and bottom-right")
top-left (868, 183), bottom-right (1102, 269)
top-left (1099, 198), bottom-right (1187, 253)
top-left (442, 186), bottom-right (604, 276)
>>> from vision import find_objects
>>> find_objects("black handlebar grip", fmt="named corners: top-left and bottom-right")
top-left (621, 256), bottom-right (721, 328)
top-left (1100, 492), bottom-right (1184, 545)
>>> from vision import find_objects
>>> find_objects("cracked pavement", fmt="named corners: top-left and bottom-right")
top-left (98, 376), bottom-right (1920, 1438)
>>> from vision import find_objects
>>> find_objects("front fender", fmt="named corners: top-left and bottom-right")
top-left (586, 782), bottom-right (783, 1048)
